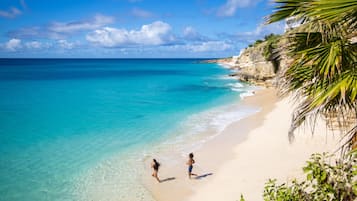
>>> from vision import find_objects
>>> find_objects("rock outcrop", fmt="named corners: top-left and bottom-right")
top-left (231, 42), bottom-right (276, 86)
top-left (203, 36), bottom-right (292, 87)
top-left (224, 39), bottom-right (291, 87)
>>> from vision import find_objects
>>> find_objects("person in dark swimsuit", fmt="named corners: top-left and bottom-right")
top-left (186, 153), bottom-right (197, 179)
top-left (151, 159), bottom-right (161, 182)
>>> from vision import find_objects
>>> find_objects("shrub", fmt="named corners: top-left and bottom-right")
top-left (263, 153), bottom-right (357, 201)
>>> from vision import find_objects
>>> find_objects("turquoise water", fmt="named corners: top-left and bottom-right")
top-left (0, 59), bottom-right (255, 201)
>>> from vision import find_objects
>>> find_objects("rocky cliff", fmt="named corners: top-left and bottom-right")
top-left (226, 38), bottom-right (291, 87)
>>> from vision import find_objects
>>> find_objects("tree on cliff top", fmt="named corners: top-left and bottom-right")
top-left (267, 0), bottom-right (357, 152)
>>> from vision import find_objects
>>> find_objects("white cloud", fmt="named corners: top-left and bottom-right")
top-left (25, 41), bottom-right (52, 49)
top-left (245, 21), bottom-right (285, 36)
top-left (228, 21), bottom-right (285, 43)
top-left (2, 39), bottom-right (77, 52)
top-left (0, 7), bottom-right (22, 18)
top-left (187, 41), bottom-right (232, 52)
top-left (217, 0), bottom-right (262, 17)
top-left (57, 40), bottom-right (75, 49)
top-left (132, 8), bottom-right (154, 18)
top-left (49, 14), bottom-right (114, 33)
top-left (182, 26), bottom-right (208, 41)
top-left (8, 14), bottom-right (115, 40)
top-left (183, 27), bottom-right (198, 38)
top-left (5, 38), bottom-right (22, 51)
top-left (25, 41), bottom-right (42, 49)
top-left (86, 21), bottom-right (175, 47)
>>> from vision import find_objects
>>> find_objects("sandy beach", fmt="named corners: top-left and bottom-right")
top-left (2, 1), bottom-right (355, 200)
top-left (144, 88), bottom-right (338, 201)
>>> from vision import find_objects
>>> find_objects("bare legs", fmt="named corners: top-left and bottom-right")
top-left (152, 171), bottom-right (160, 182)
top-left (189, 172), bottom-right (197, 179)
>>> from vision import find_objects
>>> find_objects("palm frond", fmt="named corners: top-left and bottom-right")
top-left (268, 0), bottom-right (357, 25)
top-left (268, 0), bottom-right (357, 152)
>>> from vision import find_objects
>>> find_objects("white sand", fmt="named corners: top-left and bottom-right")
top-left (145, 89), bottom-right (339, 201)
top-left (187, 97), bottom-right (338, 201)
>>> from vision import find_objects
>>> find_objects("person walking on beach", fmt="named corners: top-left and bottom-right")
top-left (151, 159), bottom-right (161, 182)
top-left (186, 153), bottom-right (197, 179)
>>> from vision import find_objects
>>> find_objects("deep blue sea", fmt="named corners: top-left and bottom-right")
top-left (0, 59), bottom-right (258, 201)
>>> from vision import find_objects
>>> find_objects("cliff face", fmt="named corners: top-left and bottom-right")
top-left (229, 40), bottom-right (290, 87)
top-left (234, 42), bottom-right (275, 80)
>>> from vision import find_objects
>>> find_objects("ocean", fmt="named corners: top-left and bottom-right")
top-left (0, 59), bottom-right (259, 201)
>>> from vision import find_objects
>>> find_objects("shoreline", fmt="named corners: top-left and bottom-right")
top-left (70, 60), bottom-right (259, 201)
top-left (187, 95), bottom-right (338, 201)
top-left (144, 87), bottom-right (338, 201)
top-left (143, 88), bottom-right (278, 201)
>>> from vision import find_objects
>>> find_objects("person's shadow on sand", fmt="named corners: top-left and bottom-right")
top-left (160, 177), bottom-right (176, 183)
top-left (195, 173), bottom-right (213, 180)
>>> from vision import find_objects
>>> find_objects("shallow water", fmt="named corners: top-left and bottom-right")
top-left (0, 59), bottom-right (257, 200)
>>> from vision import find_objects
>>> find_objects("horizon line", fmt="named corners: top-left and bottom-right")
top-left (0, 57), bottom-right (221, 60)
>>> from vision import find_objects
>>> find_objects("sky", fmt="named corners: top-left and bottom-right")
top-left (0, 0), bottom-right (285, 58)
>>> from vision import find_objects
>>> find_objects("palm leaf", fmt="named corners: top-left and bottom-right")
top-left (268, 0), bottom-right (357, 24)
top-left (268, 0), bottom-right (357, 152)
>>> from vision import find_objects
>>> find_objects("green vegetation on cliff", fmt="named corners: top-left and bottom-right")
top-left (263, 34), bottom-right (281, 73)
top-left (247, 34), bottom-right (282, 73)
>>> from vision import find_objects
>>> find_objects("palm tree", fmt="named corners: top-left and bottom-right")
top-left (267, 0), bottom-right (357, 152)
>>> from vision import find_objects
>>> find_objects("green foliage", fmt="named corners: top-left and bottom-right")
top-left (248, 33), bottom-right (282, 73)
top-left (264, 179), bottom-right (306, 201)
top-left (239, 194), bottom-right (245, 201)
top-left (267, 0), bottom-right (357, 151)
top-left (262, 34), bottom-right (280, 60)
top-left (254, 39), bottom-right (264, 46)
top-left (263, 34), bottom-right (281, 73)
top-left (267, 0), bottom-right (357, 25)
top-left (248, 34), bottom-right (281, 49)
top-left (264, 34), bottom-right (280, 42)
top-left (263, 153), bottom-right (357, 201)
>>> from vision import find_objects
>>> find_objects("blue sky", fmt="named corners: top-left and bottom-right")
top-left (0, 0), bottom-right (284, 58)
